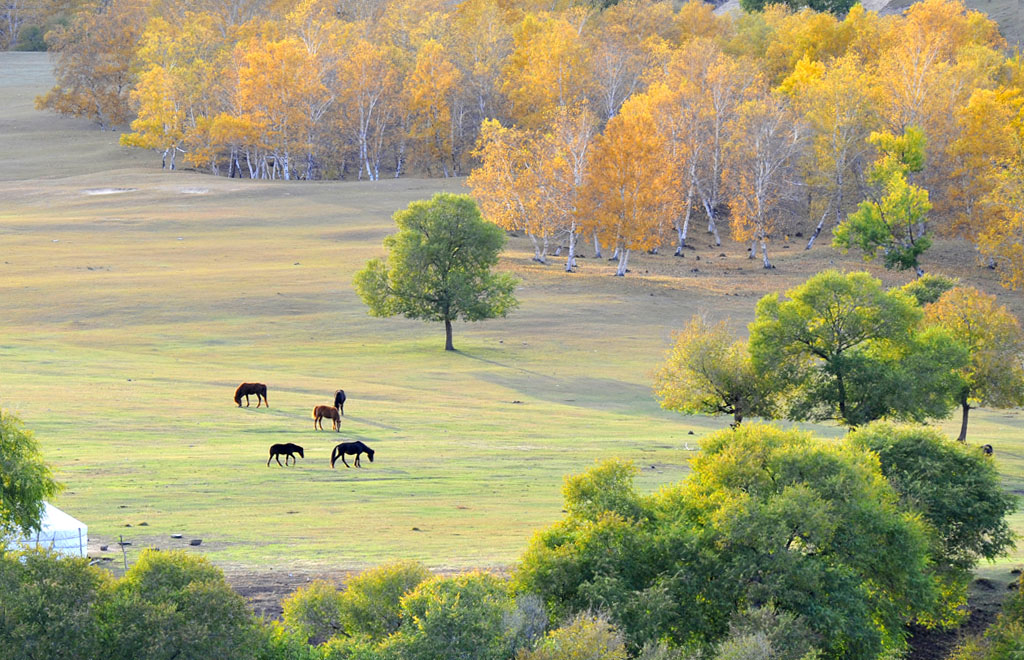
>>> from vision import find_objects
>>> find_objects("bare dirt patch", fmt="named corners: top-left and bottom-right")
top-left (83, 187), bottom-right (136, 195)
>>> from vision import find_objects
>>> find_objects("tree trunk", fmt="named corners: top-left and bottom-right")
top-left (761, 237), bottom-right (771, 269)
top-left (615, 248), bottom-right (630, 276)
top-left (565, 227), bottom-right (577, 273)
top-left (748, 241), bottom-right (757, 259)
top-left (445, 319), bottom-right (454, 351)
top-left (529, 234), bottom-right (547, 264)
top-left (675, 189), bottom-right (693, 255)
top-left (592, 232), bottom-right (602, 259)
top-left (958, 397), bottom-right (970, 443)
top-left (806, 205), bottom-right (829, 250)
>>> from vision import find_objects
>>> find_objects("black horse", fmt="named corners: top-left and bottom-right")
top-left (268, 443), bottom-right (303, 466)
top-left (235, 382), bottom-right (268, 408)
top-left (331, 441), bottom-right (374, 468)
top-left (334, 389), bottom-right (346, 416)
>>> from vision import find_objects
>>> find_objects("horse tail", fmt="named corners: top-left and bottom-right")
top-left (330, 445), bottom-right (339, 469)
top-left (312, 407), bottom-right (318, 420)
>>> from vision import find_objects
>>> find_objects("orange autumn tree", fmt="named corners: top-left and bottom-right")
top-left (406, 39), bottom-right (463, 177)
top-left (236, 36), bottom-right (328, 180)
top-left (469, 119), bottom-right (554, 262)
top-left (36, 0), bottom-right (149, 128)
top-left (582, 90), bottom-right (675, 276)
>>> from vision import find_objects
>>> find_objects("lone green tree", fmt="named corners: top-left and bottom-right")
top-left (0, 409), bottom-right (62, 539)
top-left (354, 193), bottom-right (520, 351)
top-left (833, 127), bottom-right (932, 277)
top-left (748, 270), bottom-right (967, 427)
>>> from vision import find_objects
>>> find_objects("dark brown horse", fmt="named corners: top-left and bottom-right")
top-left (334, 389), bottom-right (346, 416)
top-left (268, 443), bottom-right (303, 466)
top-left (330, 441), bottom-right (374, 468)
top-left (235, 382), bottom-right (268, 408)
top-left (313, 405), bottom-right (341, 431)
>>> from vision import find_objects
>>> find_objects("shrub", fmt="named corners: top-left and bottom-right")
top-left (515, 612), bottom-right (627, 660)
top-left (283, 580), bottom-right (346, 645)
top-left (386, 572), bottom-right (519, 660)
top-left (338, 560), bottom-right (431, 639)
top-left (100, 549), bottom-right (260, 660)
top-left (0, 549), bottom-right (109, 660)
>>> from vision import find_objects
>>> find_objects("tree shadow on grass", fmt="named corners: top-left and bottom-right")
top-left (459, 352), bottom-right (664, 416)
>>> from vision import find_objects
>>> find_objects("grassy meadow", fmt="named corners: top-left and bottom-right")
top-left (2, 51), bottom-right (1024, 580)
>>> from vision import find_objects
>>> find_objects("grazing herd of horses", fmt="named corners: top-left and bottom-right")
top-left (237, 383), bottom-right (374, 470)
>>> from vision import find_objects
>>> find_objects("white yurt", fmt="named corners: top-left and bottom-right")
top-left (6, 502), bottom-right (88, 558)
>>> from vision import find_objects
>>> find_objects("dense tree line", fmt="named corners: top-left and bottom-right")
top-left (33, 0), bottom-right (1024, 287)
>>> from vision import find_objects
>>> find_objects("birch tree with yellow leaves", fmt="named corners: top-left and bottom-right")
top-left (725, 88), bottom-right (803, 269)
top-left (781, 53), bottom-right (879, 249)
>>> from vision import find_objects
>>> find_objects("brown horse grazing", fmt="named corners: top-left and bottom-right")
top-left (313, 405), bottom-right (341, 431)
top-left (235, 382), bottom-right (268, 408)
top-left (331, 441), bottom-right (374, 468)
top-left (334, 389), bottom-right (346, 416)
top-left (268, 443), bottom-right (303, 466)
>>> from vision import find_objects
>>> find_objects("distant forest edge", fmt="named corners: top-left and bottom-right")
top-left (18, 0), bottom-right (1024, 289)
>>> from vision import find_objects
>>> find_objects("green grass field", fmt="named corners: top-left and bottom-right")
top-left (2, 52), bottom-right (1023, 580)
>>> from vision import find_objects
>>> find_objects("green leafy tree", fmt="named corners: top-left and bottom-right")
top-left (653, 317), bottom-right (776, 426)
top-left (848, 422), bottom-right (1017, 627)
top-left (739, 0), bottom-right (857, 16)
top-left (0, 550), bottom-right (110, 660)
top-left (354, 193), bottom-right (520, 351)
top-left (925, 287), bottom-right (1024, 442)
top-left (517, 425), bottom-right (941, 658)
top-left (0, 409), bottom-right (62, 538)
top-left (748, 270), bottom-right (966, 427)
top-left (100, 549), bottom-right (260, 660)
top-left (833, 127), bottom-right (932, 276)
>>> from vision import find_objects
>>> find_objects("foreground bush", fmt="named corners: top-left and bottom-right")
top-left (848, 422), bottom-right (1017, 626)
top-left (517, 424), bottom-right (946, 657)
top-left (100, 549), bottom-right (261, 660)
top-left (515, 612), bottom-right (627, 660)
top-left (339, 560), bottom-right (432, 639)
top-left (0, 549), bottom-right (108, 660)
top-left (384, 572), bottom-right (521, 660)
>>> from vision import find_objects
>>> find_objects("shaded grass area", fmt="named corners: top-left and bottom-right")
top-left (1, 53), bottom-right (1023, 577)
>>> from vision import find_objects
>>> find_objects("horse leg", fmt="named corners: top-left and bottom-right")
top-left (275, 455), bottom-right (283, 467)
top-left (354, 454), bottom-right (361, 467)
top-left (267, 454), bottom-right (273, 467)
top-left (342, 455), bottom-right (351, 468)
top-left (263, 394), bottom-right (268, 408)
top-left (245, 394), bottom-right (251, 407)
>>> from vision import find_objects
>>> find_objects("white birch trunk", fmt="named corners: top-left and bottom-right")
top-left (615, 248), bottom-right (630, 276)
